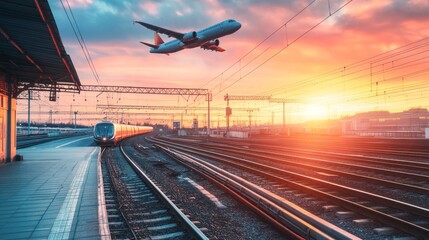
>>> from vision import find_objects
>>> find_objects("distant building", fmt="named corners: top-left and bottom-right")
top-left (341, 108), bottom-right (429, 138)
top-left (192, 118), bottom-right (198, 129)
top-left (287, 120), bottom-right (341, 136)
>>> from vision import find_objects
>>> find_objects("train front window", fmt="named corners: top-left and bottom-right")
top-left (95, 124), bottom-right (114, 138)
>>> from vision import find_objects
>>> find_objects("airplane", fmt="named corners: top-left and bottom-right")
top-left (134, 19), bottom-right (241, 54)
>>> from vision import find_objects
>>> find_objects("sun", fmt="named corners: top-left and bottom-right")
top-left (302, 104), bottom-right (329, 120)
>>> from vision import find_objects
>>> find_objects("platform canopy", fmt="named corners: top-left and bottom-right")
top-left (0, 0), bottom-right (81, 98)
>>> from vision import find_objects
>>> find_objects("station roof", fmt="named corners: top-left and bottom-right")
top-left (0, 0), bottom-right (81, 97)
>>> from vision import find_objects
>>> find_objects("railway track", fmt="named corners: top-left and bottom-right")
top-left (160, 136), bottom-right (429, 194)
top-left (101, 148), bottom-right (136, 239)
top-left (148, 136), bottom-right (429, 239)
top-left (155, 144), bottom-right (358, 239)
top-left (99, 145), bottom-right (208, 240)
top-left (204, 138), bottom-right (429, 169)
top-left (204, 136), bottom-right (429, 160)
top-left (125, 136), bottom-right (290, 239)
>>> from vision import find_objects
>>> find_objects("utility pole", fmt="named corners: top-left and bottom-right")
top-left (225, 94), bottom-right (231, 133)
top-left (17, 91), bottom-right (40, 134)
top-left (207, 92), bottom-right (212, 136)
top-left (74, 111), bottom-right (78, 128)
top-left (27, 90), bottom-right (30, 135)
top-left (48, 109), bottom-right (53, 124)
top-left (224, 94), bottom-right (268, 136)
top-left (269, 98), bottom-right (303, 131)
top-left (247, 109), bottom-right (254, 136)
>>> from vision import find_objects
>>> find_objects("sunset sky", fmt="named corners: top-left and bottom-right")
top-left (17, 0), bottom-right (429, 127)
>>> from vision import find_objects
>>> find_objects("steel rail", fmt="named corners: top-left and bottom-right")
top-left (262, 146), bottom-right (429, 171)
top-left (152, 137), bottom-right (429, 216)
top-left (233, 138), bottom-right (429, 159)
top-left (188, 143), bottom-right (429, 195)
top-left (104, 150), bottom-right (138, 240)
top-left (149, 137), bottom-right (429, 239)
top-left (119, 143), bottom-right (209, 240)
top-left (156, 137), bottom-right (429, 194)
top-left (311, 142), bottom-right (429, 156)
top-left (161, 136), bottom-right (429, 181)
top-left (160, 137), bottom-right (429, 187)
top-left (156, 145), bottom-right (358, 240)
top-left (97, 148), bottom-right (111, 240)
top-left (178, 137), bottom-right (429, 171)
top-left (233, 142), bottom-right (429, 171)
top-left (154, 146), bottom-right (305, 240)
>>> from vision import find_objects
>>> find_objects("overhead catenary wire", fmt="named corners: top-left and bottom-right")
top-left (252, 36), bottom-right (429, 113)
top-left (264, 37), bottom-right (429, 97)
top-left (187, 0), bottom-right (348, 110)
top-left (199, 0), bottom-right (318, 89)
top-left (208, 0), bottom-right (354, 97)
top-left (60, 0), bottom-right (101, 85)
top-left (21, 2), bottom-right (429, 126)
top-left (212, 33), bottom-right (429, 122)
top-left (186, 0), bottom-right (355, 114)
top-left (198, 1), bottom-right (429, 122)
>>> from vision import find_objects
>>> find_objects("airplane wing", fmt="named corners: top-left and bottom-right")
top-left (201, 42), bottom-right (225, 52)
top-left (134, 21), bottom-right (184, 39)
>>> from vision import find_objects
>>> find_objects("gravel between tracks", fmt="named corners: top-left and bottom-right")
top-left (126, 136), bottom-right (287, 240)
top-left (158, 137), bottom-right (428, 239)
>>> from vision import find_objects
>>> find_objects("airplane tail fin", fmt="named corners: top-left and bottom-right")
top-left (154, 32), bottom-right (164, 45)
top-left (140, 32), bottom-right (169, 55)
top-left (139, 32), bottom-right (164, 49)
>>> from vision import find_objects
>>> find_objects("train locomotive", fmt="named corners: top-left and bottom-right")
top-left (93, 121), bottom-right (153, 146)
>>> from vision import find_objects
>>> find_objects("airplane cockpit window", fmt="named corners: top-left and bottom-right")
top-left (228, 20), bottom-right (234, 22)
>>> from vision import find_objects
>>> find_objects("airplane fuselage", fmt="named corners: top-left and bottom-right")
top-left (149, 19), bottom-right (241, 54)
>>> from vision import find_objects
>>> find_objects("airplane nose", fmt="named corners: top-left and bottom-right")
top-left (235, 22), bottom-right (241, 30)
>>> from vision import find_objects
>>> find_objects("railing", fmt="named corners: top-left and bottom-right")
top-left (16, 126), bottom-right (91, 136)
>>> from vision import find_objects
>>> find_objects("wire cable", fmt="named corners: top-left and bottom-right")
top-left (60, 0), bottom-right (102, 85)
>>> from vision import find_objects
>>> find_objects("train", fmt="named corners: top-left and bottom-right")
top-left (93, 121), bottom-right (153, 146)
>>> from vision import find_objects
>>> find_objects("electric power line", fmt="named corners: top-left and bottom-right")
top-left (60, 0), bottom-right (101, 85)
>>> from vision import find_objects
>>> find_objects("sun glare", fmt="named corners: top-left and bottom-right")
top-left (302, 104), bottom-right (329, 121)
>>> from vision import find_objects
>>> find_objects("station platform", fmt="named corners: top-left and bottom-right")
top-left (0, 136), bottom-right (104, 240)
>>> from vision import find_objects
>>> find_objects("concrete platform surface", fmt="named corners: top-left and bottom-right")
top-left (0, 136), bottom-right (101, 240)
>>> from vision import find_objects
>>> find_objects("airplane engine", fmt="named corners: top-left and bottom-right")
top-left (182, 31), bottom-right (198, 42)
top-left (209, 39), bottom-right (220, 46)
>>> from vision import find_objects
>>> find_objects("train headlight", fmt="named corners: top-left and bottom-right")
top-left (102, 137), bottom-right (107, 141)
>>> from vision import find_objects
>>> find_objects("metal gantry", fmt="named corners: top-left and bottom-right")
top-left (18, 104), bottom-right (260, 128)
top-left (80, 85), bottom-right (212, 134)
top-left (96, 104), bottom-right (259, 112)
top-left (21, 85), bottom-right (214, 133)
top-left (80, 85), bottom-right (209, 96)
top-left (269, 98), bottom-right (304, 129)
top-left (224, 95), bottom-right (272, 101)
top-left (224, 94), bottom-right (271, 132)
top-left (17, 111), bottom-right (182, 116)
top-left (224, 94), bottom-right (304, 132)
top-left (17, 111), bottom-right (200, 125)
